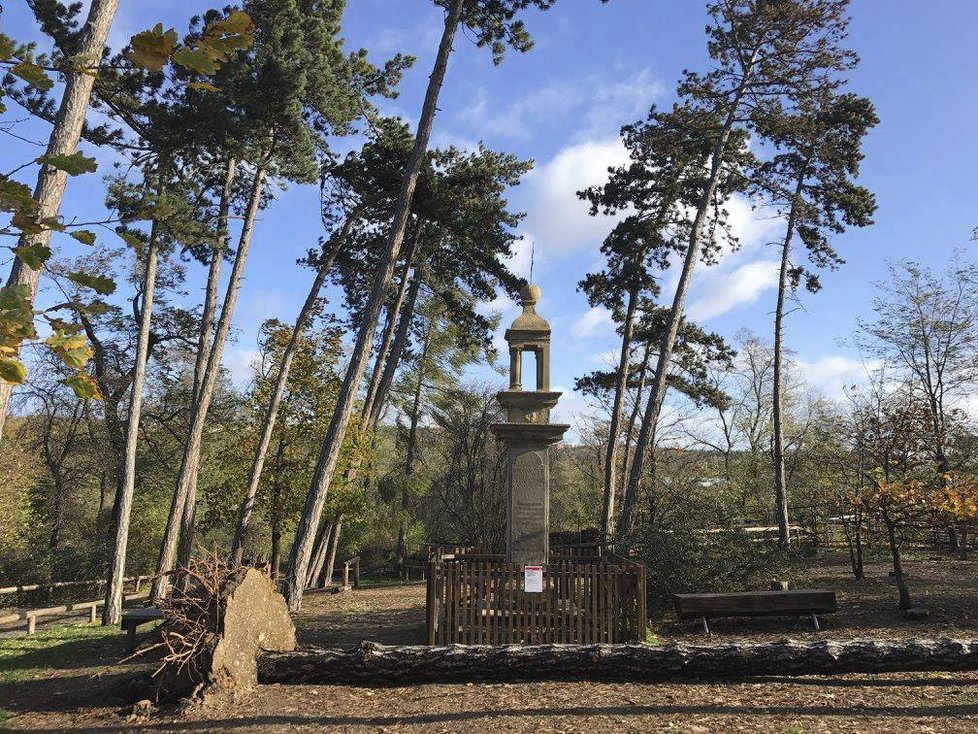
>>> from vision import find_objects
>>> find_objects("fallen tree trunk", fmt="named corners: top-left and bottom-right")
top-left (259, 639), bottom-right (978, 685)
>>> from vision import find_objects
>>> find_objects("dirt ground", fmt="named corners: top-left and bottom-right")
top-left (3, 553), bottom-right (978, 733)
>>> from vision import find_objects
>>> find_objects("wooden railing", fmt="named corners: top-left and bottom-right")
top-left (0, 575), bottom-right (151, 634)
top-left (426, 556), bottom-right (646, 645)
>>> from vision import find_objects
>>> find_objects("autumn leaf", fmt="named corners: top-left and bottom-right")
top-left (10, 61), bottom-right (53, 91)
top-left (65, 371), bottom-right (102, 399)
top-left (172, 47), bottom-right (221, 75)
top-left (115, 229), bottom-right (144, 250)
top-left (46, 331), bottom-right (92, 369)
top-left (0, 356), bottom-right (26, 384)
top-left (38, 151), bottom-right (98, 176)
top-left (70, 229), bottom-right (96, 246)
top-left (126, 23), bottom-right (178, 72)
top-left (0, 178), bottom-right (36, 213)
top-left (12, 243), bottom-right (51, 270)
top-left (188, 81), bottom-right (221, 92)
top-left (68, 270), bottom-right (116, 295)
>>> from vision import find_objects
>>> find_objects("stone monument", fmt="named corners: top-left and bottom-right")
top-left (492, 283), bottom-right (569, 566)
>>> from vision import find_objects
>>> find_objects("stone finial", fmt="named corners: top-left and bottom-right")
top-left (508, 283), bottom-right (550, 335)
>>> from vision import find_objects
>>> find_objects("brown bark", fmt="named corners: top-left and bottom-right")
top-left (260, 639), bottom-right (978, 685)
top-left (397, 315), bottom-right (433, 568)
top-left (282, 0), bottom-right (464, 612)
top-left (102, 180), bottom-right (164, 625)
top-left (153, 167), bottom-right (265, 600)
top-left (229, 212), bottom-right (357, 566)
top-left (772, 174), bottom-right (807, 549)
top-left (306, 522), bottom-right (333, 589)
top-left (601, 285), bottom-right (639, 543)
top-left (0, 0), bottom-right (121, 440)
top-left (362, 222), bottom-right (424, 426)
top-left (884, 513), bottom-right (912, 610)
top-left (317, 516), bottom-right (343, 589)
top-left (368, 271), bottom-right (423, 431)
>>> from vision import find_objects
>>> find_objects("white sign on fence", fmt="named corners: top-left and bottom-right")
top-left (523, 565), bottom-right (543, 593)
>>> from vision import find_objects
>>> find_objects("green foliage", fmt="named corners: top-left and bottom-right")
top-left (9, 60), bottom-right (53, 91)
top-left (36, 151), bottom-right (98, 176)
top-left (66, 270), bottom-right (116, 296)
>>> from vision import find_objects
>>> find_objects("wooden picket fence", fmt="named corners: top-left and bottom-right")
top-left (426, 556), bottom-right (646, 645)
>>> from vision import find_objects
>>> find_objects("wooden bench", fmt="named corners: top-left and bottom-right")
top-left (121, 607), bottom-right (165, 653)
top-left (674, 589), bottom-right (837, 634)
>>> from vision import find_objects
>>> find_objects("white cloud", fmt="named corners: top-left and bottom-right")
top-left (459, 69), bottom-right (663, 142)
top-left (223, 347), bottom-right (261, 387)
top-left (796, 354), bottom-right (880, 399)
top-left (686, 259), bottom-right (781, 322)
top-left (571, 306), bottom-right (614, 338)
top-left (520, 138), bottom-right (629, 258)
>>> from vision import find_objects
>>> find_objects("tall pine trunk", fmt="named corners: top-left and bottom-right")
top-left (617, 80), bottom-right (751, 540)
top-left (772, 174), bottom-right (806, 549)
top-left (282, 0), bottom-right (464, 611)
top-left (362, 223), bottom-right (423, 424)
top-left (318, 515), bottom-right (343, 589)
top-left (307, 521), bottom-right (333, 588)
top-left (0, 0), bottom-right (120, 439)
top-left (228, 212), bottom-right (358, 565)
top-left (620, 340), bottom-right (652, 497)
top-left (368, 272), bottom-right (423, 430)
top-left (102, 174), bottom-right (165, 625)
top-left (600, 285), bottom-right (638, 543)
top-left (397, 316), bottom-right (433, 569)
top-left (153, 167), bottom-right (265, 600)
top-left (269, 434), bottom-right (286, 581)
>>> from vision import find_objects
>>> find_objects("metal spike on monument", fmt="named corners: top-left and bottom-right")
top-left (492, 282), bottom-right (570, 566)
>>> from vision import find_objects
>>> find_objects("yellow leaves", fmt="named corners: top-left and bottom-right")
top-left (0, 285), bottom-right (36, 386)
top-left (126, 23), bottom-right (179, 72)
top-left (0, 356), bottom-right (26, 385)
top-left (46, 332), bottom-right (92, 370)
top-left (65, 371), bottom-right (102, 400)
top-left (69, 230), bottom-right (96, 246)
top-left (126, 12), bottom-right (254, 79)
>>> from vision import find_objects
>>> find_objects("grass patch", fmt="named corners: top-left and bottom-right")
top-left (0, 623), bottom-right (122, 685)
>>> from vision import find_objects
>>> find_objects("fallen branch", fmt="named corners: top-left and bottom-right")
top-left (259, 638), bottom-right (978, 685)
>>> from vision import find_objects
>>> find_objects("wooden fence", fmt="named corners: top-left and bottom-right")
top-left (0, 575), bottom-right (151, 634)
top-left (426, 556), bottom-right (645, 645)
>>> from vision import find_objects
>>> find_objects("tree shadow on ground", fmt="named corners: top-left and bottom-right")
top-left (17, 699), bottom-right (978, 734)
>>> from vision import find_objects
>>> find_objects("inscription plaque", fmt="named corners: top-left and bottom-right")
top-left (508, 449), bottom-right (548, 565)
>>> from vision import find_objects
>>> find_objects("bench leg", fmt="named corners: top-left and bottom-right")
top-left (810, 612), bottom-right (820, 631)
top-left (701, 616), bottom-right (711, 635)
top-left (89, 605), bottom-right (97, 624)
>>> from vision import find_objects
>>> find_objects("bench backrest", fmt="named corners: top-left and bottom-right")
top-left (674, 589), bottom-right (837, 619)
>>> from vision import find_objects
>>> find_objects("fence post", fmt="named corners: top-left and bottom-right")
top-left (342, 562), bottom-right (350, 590)
top-left (353, 558), bottom-right (360, 589)
top-left (27, 614), bottom-right (36, 635)
top-left (88, 604), bottom-right (97, 625)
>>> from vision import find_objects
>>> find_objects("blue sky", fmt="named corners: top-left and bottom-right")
top-left (3, 0), bottom-right (977, 440)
